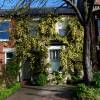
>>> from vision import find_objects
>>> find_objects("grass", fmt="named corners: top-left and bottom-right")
top-left (0, 82), bottom-right (21, 100)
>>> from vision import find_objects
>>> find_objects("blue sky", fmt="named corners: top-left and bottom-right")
top-left (0, 0), bottom-right (64, 9)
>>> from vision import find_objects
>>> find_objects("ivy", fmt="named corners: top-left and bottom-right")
top-left (11, 15), bottom-right (84, 84)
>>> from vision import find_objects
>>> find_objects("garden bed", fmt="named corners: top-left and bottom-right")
top-left (0, 82), bottom-right (21, 100)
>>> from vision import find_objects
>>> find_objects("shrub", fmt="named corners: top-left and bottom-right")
top-left (0, 82), bottom-right (20, 100)
top-left (92, 72), bottom-right (100, 88)
top-left (0, 58), bottom-right (20, 87)
top-left (67, 75), bottom-right (82, 84)
top-left (74, 83), bottom-right (96, 100)
top-left (34, 73), bottom-right (47, 86)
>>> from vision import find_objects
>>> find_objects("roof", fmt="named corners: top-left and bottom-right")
top-left (0, 7), bottom-right (75, 17)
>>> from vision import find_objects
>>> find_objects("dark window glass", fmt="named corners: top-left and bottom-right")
top-left (7, 52), bottom-right (13, 58)
top-left (0, 21), bottom-right (10, 31)
top-left (50, 50), bottom-right (60, 61)
top-left (0, 32), bottom-right (9, 39)
top-left (0, 21), bottom-right (10, 40)
top-left (59, 29), bottom-right (65, 36)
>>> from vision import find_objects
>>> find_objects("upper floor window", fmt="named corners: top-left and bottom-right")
top-left (0, 20), bottom-right (10, 41)
top-left (55, 20), bottom-right (66, 36)
top-left (98, 19), bottom-right (100, 36)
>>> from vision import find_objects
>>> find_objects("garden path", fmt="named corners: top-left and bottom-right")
top-left (6, 85), bottom-right (74, 100)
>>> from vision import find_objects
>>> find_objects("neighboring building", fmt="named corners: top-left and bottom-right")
top-left (0, 0), bottom-right (100, 82)
top-left (0, 19), bottom-right (15, 70)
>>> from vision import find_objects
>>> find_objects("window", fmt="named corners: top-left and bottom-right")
top-left (6, 52), bottom-right (14, 63)
top-left (50, 49), bottom-right (60, 61)
top-left (29, 21), bottom-right (38, 36)
top-left (59, 29), bottom-right (66, 36)
top-left (3, 48), bottom-right (14, 64)
top-left (0, 20), bottom-right (10, 41)
top-left (55, 21), bottom-right (66, 36)
top-left (98, 19), bottom-right (100, 36)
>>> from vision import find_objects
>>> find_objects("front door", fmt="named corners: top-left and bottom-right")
top-left (49, 49), bottom-right (60, 72)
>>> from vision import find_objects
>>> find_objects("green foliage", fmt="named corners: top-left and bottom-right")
top-left (0, 58), bottom-right (20, 87)
top-left (34, 73), bottom-right (47, 86)
top-left (74, 83), bottom-right (96, 100)
top-left (60, 18), bottom-right (84, 81)
top-left (51, 71), bottom-right (64, 84)
top-left (92, 72), bottom-right (100, 88)
top-left (11, 15), bottom-right (84, 85)
top-left (0, 82), bottom-right (20, 100)
top-left (68, 76), bottom-right (82, 84)
top-left (6, 58), bottom-right (20, 79)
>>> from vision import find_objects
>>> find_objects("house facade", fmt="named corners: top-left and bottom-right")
top-left (0, 0), bottom-right (100, 84)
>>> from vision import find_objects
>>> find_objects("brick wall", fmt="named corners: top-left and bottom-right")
top-left (0, 19), bottom-right (15, 70)
top-left (96, 0), bottom-right (100, 4)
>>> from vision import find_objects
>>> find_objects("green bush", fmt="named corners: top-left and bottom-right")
top-left (93, 72), bottom-right (100, 88)
top-left (74, 83), bottom-right (96, 100)
top-left (35, 73), bottom-right (47, 86)
top-left (0, 82), bottom-right (20, 100)
top-left (0, 58), bottom-right (20, 87)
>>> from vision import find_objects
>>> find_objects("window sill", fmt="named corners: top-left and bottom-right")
top-left (0, 39), bottom-right (9, 41)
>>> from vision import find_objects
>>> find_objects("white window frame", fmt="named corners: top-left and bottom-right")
top-left (3, 48), bottom-right (15, 64)
top-left (0, 19), bottom-right (11, 41)
top-left (47, 46), bottom-right (65, 62)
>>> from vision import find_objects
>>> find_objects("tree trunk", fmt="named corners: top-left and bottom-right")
top-left (83, 24), bottom-right (93, 84)
top-left (90, 17), bottom-right (98, 70)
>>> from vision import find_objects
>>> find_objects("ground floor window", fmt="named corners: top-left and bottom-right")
top-left (50, 49), bottom-right (60, 61)
top-left (6, 52), bottom-right (14, 63)
top-left (47, 46), bottom-right (63, 73)
top-left (3, 48), bottom-right (14, 64)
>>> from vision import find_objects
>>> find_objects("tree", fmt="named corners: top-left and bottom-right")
top-left (62, 0), bottom-right (95, 84)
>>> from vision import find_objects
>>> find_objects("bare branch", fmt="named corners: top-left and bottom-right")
top-left (63, 0), bottom-right (84, 26)
top-left (54, 2), bottom-right (66, 12)
top-left (39, 0), bottom-right (48, 7)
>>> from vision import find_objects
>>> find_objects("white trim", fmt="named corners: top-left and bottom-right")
top-left (5, 52), bottom-right (6, 64)
top-left (0, 39), bottom-right (9, 41)
top-left (33, 18), bottom-right (40, 21)
top-left (47, 46), bottom-right (65, 61)
top-left (47, 46), bottom-right (62, 50)
top-left (3, 48), bottom-right (15, 52)
top-left (0, 19), bottom-right (11, 22)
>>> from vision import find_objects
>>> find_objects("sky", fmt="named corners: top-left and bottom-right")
top-left (0, 0), bottom-right (64, 9)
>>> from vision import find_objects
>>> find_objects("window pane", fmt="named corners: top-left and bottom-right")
top-left (59, 29), bottom-right (65, 36)
top-left (0, 21), bottom-right (10, 31)
top-left (0, 32), bottom-right (9, 39)
top-left (50, 50), bottom-right (60, 61)
top-left (7, 52), bottom-right (13, 58)
top-left (7, 59), bottom-right (11, 63)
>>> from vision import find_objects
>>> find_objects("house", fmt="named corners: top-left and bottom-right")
top-left (0, 0), bottom-right (100, 84)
